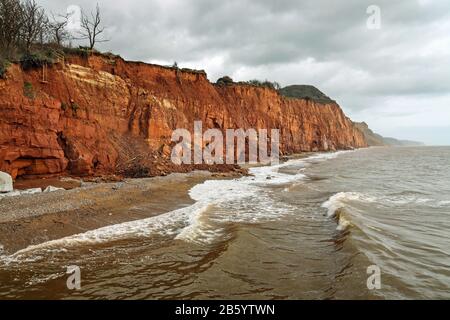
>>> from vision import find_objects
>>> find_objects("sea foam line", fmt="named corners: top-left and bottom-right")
top-left (2, 202), bottom-right (207, 264)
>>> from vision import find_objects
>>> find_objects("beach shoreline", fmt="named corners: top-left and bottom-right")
top-left (0, 150), bottom-right (354, 255)
top-left (0, 170), bottom-right (244, 255)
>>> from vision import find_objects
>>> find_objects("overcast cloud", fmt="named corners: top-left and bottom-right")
top-left (42, 0), bottom-right (450, 145)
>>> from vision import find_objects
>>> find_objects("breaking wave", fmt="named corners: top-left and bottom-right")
top-left (321, 191), bottom-right (450, 232)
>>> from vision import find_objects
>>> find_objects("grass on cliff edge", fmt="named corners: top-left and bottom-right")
top-left (1, 45), bottom-right (100, 73)
top-left (2, 45), bottom-right (336, 107)
top-left (215, 77), bottom-right (335, 104)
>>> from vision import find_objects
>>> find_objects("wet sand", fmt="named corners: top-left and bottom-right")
top-left (0, 171), bottom-right (240, 254)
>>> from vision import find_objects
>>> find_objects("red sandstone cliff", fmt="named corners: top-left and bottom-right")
top-left (0, 53), bottom-right (367, 179)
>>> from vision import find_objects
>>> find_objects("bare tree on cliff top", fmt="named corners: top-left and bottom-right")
top-left (48, 12), bottom-right (71, 47)
top-left (0, 0), bottom-right (24, 58)
top-left (78, 4), bottom-right (108, 50)
top-left (21, 0), bottom-right (48, 53)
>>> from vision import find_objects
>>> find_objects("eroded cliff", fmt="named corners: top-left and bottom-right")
top-left (0, 53), bottom-right (367, 179)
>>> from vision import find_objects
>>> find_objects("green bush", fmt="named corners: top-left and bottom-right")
top-left (23, 82), bottom-right (35, 99)
top-left (0, 59), bottom-right (10, 79)
top-left (247, 79), bottom-right (263, 86)
top-left (244, 79), bottom-right (280, 90)
top-left (20, 52), bottom-right (55, 71)
top-left (71, 101), bottom-right (79, 114)
top-left (216, 76), bottom-right (234, 86)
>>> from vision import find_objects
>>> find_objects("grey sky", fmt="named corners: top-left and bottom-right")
top-left (42, 0), bottom-right (450, 145)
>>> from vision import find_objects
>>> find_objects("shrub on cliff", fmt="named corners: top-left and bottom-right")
top-left (60, 101), bottom-right (79, 114)
top-left (247, 79), bottom-right (262, 86)
top-left (216, 76), bottom-right (234, 86)
top-left (23, 81), bottom-right (35, 99)
top-left (263, 80), bottom-right (281, 90)
top-left (0, 58), bottom-right (10, 79)
top-left (70, 101), bottom-right (79, 114)
top-left (244, 79), bottom-right (281, 90)
top-left (62, 47), bottom-right (91, 59)
top-left (20, 52), bottom-right (55, 70)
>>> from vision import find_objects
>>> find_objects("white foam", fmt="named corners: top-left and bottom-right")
top-left (4, 202), bottom-right (207, 263)
top-left (415, 198), bottom-right (433, 204)
top-left (175, 203), bottom-right (222, 245)
top-left (321, 192), bottom-right (375, 218)
top-left (321, 192), bottom-right (378, 231)
top-left (180, 151), bottom-right (354, 240)
top-left (194, 150), bottom-right (354, 204)
top-left (27, 272), bottom-right (64, 286)
top-left (322, 191), bottom-right (445, 213)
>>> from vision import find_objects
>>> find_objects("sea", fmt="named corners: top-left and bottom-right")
top-left (0, 146), bottom-right (449, 299)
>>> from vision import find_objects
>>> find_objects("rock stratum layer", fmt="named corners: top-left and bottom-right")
top-left (0, 53), bottom-right (367, 179)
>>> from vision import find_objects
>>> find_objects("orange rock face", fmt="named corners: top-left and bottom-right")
top-left (0, 54), bottom-right (367, 179)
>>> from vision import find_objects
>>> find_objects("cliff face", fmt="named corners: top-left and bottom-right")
top-left (353, 122), bottom-right (387, 147)
top-left (0, 53), bottom-right (367, 179)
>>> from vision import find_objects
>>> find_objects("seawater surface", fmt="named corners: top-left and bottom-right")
top-left (0, 146), bottom-right (449, 299)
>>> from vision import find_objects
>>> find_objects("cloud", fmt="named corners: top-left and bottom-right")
top-left (41, 0), bottom-right (450, 144)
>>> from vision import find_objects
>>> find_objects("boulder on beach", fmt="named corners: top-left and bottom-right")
top-left (0, 171), bottom-right (13, 193)
top-left (43, 186), bottom-right (65, 193)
